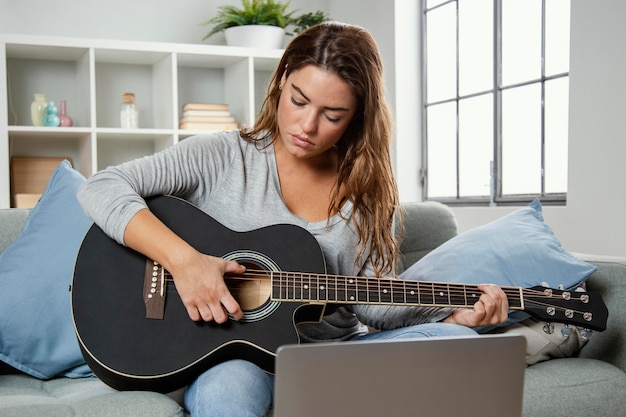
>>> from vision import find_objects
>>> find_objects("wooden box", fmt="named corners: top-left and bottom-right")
top-left (10, 157), bottom-right (72, 208)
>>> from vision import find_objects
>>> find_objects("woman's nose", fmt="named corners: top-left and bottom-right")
top-left (300, 109), bottom-right (318, 133)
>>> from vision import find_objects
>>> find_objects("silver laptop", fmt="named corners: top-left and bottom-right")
top-left (274, 334), bottom-right (526, 417)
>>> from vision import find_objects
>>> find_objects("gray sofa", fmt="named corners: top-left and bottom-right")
top-left (1, 201), bottom-right (625, 416)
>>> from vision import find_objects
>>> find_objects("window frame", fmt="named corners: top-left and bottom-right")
top-left (421, 0), bottom-right (569, 206)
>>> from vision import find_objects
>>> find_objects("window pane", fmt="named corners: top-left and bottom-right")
top-left (502, 0), bottom-right (542, 86)
top-left (426, 3), bottom-right (457, 102)
top-left (459, 94), bottom-right (493, 197)
top-left (427, 102), bottom-right (457, 198)
top-left (427, 0), bottom-right (450, 8)
top-left (502, 84), bottom-right (541, 195)
top-left (459, 0), bottom-right (493, 96)
top-left (545, 77), bottom-right (569, 193)
top-left (545, 0), bottom-right (570, 76)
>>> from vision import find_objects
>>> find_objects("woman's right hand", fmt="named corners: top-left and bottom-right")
top-left (123, 208), bottom-right (244, 324)
top-left (167, 251), bottom-right (245, 323)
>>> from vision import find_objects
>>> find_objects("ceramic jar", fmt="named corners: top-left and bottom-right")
top-left (30, 93), bottom-right (47, 126)
top-left (43, 101), bottom-right (60, 127)
top-left (59, 100), bottom-right (73, 127)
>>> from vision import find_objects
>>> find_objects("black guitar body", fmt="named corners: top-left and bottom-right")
top-left (72, 195), bottom-right (327, 393)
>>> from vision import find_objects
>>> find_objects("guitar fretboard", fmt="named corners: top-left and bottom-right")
top-left (270, 272), bottom-right (524, 309)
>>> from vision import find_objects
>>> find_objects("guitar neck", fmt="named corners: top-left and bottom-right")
top-left (270, 272), bottom-right (524, 310)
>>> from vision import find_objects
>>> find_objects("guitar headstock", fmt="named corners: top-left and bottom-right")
top-left (523, 286), bottom-right (608, 332)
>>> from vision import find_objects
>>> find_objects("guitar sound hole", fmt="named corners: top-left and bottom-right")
top-left (226, 262), bottom-right (271, 311)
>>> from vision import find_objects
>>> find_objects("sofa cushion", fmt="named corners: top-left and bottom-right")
top-left (400, 199), bottom-right (597, 328)
top-left (574, 255), bottom-right (626, 372)
top-left (0, 208), bottom-right (30, 253)
top-left (0, 374), bottom-right (185, 417)
top-left (0, 160), bottom-right (93, 379)
top-left (396, 201), bottom-right (458, 272)
top-left (522, 358), bottom-right (626, 417)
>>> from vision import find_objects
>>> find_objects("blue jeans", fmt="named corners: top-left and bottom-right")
top-left (184, 323), bottom-right (478, 417)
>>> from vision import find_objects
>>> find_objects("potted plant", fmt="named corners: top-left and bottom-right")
top-left (201, 0), bottom-right (328, 49)
top-left (288, 10), bottom-right (328, 35)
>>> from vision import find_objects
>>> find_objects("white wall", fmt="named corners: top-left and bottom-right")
top-left (561, 0), bottom-right (626, 256)
top-left (393, 0), bottom-right (422, 202)
top-left (0, 0), bottom-right (329, 44)
top-left (2, 0), bottom-right (624, 256)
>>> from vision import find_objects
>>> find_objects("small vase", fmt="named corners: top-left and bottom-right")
top-left (43, 101), bottom-right (61, 127)
top-left (58, 100), bottom-right (73, 127)
top-left (30, 93), bottom-right (47, 126)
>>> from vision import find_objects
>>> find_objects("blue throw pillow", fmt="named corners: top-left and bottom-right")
top-left (0, 160), bottom-right (93, 378)
top-left (400, 199), bottom-right (597, 330)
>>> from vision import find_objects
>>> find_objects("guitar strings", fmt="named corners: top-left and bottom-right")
top-left (162, 267), bottom-right (567, 299)
top-left (153, 270), bottom-right (590, 315)
top-left (160, 270), bottom-right (576, 304)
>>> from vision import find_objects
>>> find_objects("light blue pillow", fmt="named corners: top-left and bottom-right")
top-left (0, 160), bottom-right (93, 378)
top-left (400, 199), bottom-right (597, 330)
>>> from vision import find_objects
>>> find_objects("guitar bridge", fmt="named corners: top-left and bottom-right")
top-left (143, 259), bottom-right (166, 320)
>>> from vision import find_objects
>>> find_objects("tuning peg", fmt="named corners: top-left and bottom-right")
top-left (581, 329), bottom-right (593, 340)
top-left (558, 284), bottom-right (565, 290)
top-left (561, 324), bottom-right (573, 337)
top-left (543, 323), bottom-right (555, 334)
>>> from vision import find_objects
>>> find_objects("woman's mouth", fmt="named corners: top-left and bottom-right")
top-left (292, 134), bottom-right (312, 147)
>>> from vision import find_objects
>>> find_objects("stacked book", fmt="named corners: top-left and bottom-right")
top-left (179, 103), bottom-right (238, 131)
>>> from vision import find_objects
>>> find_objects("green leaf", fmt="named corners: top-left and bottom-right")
top-left (200, 0), bottom-right (325, 41)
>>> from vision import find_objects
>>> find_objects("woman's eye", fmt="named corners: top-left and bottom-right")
top-left (290, 97), bottom-right (305, 107)
top-left (289, 96), bottom-right (341, 123)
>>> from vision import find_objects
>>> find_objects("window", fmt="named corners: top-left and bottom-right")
top-left (422, 0), bottom-right (570, 205)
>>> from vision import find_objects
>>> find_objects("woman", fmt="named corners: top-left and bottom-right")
top-left (78, 22), bottom-right (508, 417)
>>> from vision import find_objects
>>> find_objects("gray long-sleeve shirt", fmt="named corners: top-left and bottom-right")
top-left (77, 131), bottom-right (452, 342)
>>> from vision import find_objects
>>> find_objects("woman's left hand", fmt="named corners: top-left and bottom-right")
top-left (442, 284), bottom-right (509, 327)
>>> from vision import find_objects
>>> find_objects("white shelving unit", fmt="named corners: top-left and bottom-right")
top-left (0, 34), bottom-right (284, 208)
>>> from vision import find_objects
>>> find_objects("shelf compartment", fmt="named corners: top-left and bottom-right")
top-left (9, 130), bottom-right (93, 179)
top-left (6, 45), bottom-right (91, 128)
top-left (94, 49), bottom-right (174, 130)
top-left (95, 129), bottom-right (175, 170)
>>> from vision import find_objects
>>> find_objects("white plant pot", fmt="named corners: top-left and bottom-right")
top-left (224, 25), bottom-right (285, 49)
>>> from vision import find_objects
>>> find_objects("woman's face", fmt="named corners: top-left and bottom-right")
top-left (276, 65), bottom-right (357, 162)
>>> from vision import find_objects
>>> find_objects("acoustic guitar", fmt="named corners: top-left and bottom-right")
top-left (71, 195), bottom-right (608, 393)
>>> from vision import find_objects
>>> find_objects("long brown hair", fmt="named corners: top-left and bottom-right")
top-left (242, 22), bottom-right (400, 277)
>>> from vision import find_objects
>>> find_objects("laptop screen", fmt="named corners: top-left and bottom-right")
top-left (274, 334), bottom-right (526, 417)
